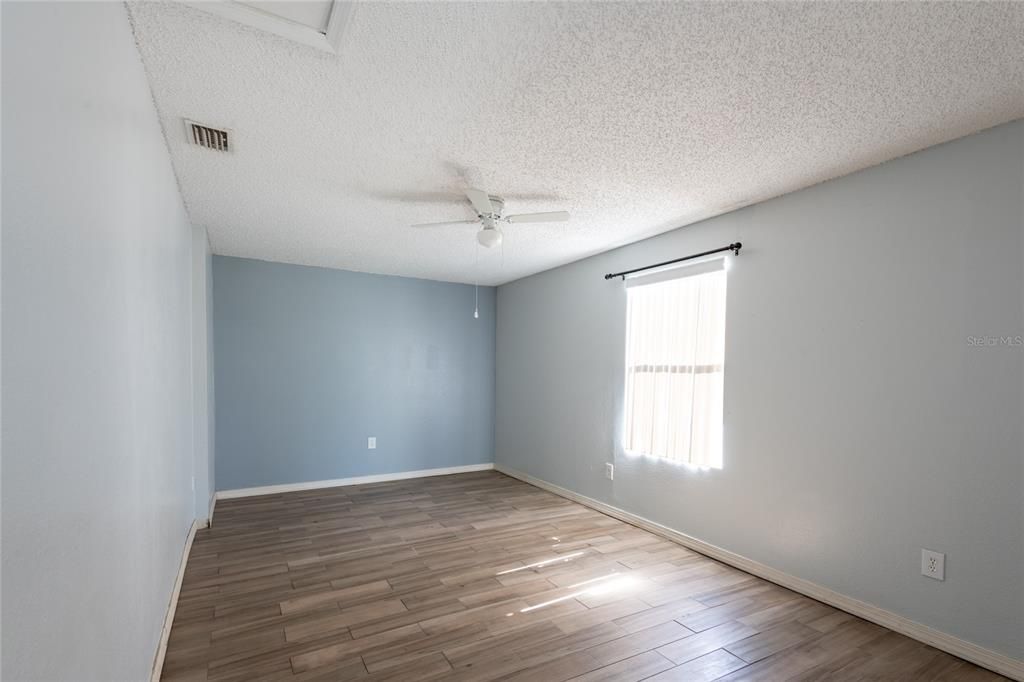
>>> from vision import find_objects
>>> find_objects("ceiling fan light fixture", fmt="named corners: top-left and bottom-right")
top-left (477, 227), bottom-right (503, 248)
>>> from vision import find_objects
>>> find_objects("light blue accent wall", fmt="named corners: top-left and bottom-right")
top-left (213, 256), bottom-right (495, 490)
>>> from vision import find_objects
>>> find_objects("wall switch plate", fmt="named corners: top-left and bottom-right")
top-left (921, 549), bottom-right (945, 581)
top-left (367, 437), bottom-right (376, 450)
top-left (605, 463), bottom-right (614, 480)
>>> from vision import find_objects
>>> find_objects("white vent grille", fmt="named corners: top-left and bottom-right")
top-left (186, 120), bottom-right (230, 152)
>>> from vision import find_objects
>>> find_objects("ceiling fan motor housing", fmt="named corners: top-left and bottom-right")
top-left (410, 189), bottom-right (568, 244)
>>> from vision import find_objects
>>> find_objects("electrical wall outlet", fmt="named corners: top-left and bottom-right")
top-left (367, 437), bottom-right (376, 450)
top-left (921, 549), bottom-right (945, 581)
top-left (605, 463), bottom-right (614, 480)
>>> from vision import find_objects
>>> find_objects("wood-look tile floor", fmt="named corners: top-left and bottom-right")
top-left (162, 471), bottom-right (1006, 682)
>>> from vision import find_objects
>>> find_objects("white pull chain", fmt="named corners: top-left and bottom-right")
top-left (473, 241), bottom-right (480, 319)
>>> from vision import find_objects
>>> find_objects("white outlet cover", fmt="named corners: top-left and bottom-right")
top-left (605, 463), bottom-right (614, 480)
top-left (367, 437), bottom-right (376, 449)
top-left (921, 548), bottom-right (945, 581)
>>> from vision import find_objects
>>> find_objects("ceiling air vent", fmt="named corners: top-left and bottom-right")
top-left (186, 120), bottom-right (230, 152)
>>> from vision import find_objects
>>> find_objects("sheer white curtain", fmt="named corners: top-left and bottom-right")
top-left (623, 261), bottom-right (727, 468)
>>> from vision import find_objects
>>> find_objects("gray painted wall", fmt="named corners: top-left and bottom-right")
top-left (1, 3), bottom-right (205, 680)
top-left (192, 226), bottom-right (216, 520)
top-left (213, 256), bottom-right (495, 490)
top-left (496, 121), bottom-right (1024, 660)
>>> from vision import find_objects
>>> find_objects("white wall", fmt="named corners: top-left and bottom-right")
top-left (2, 3), bottom-right (205, 679)
top-left (496, 121), bottom-right (1024, 662)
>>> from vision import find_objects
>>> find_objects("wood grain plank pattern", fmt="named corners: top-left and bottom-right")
top-left (612, 596), bottom-right (707, 634)
top-left (656, 619), bottom-right (760, 665)
top-left (361, 623), bottom-right (487, 672)
top-left (260, 657), bottom-right (368, 682)
top-left (649, 648), bottom-right (748, 681)
top-left (279, 580), bottom-right (394, 615)
top-left (283, 599), bottom-right (407, 642)
top-left (290, 623), bottom-right (425, 672)
top-left (714, 643), bottom-right (837, 682)
top-left (160, 471), bottom-right (1007, 681)
top-left (568, 650), bottom-right (674, 681)
top-left (500, 650), bottom-right (604, 682)
top-left (541, 596), bottom-right (645, 635)
top-left (442, 620), bottom-right (564, 665)
top-left (586, 620), bottom-right (694, 666)
top-left (361, 651), bottom-right (452, 681)
top-left (724, 621), bottom-right (822, 663)
top-left (348, 598), bottom-right (468, 639)
top-left (517, 621), bottom-right (629, 660)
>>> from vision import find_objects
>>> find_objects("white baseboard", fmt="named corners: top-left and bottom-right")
top-left (208, 493), bottom-right (217, 526)
top-left (151, 518), bottom-right (200, 682)
top-left (215, 463), bottom-right (495, 501)
top-left (494, 464), bottom-right (1024, 681)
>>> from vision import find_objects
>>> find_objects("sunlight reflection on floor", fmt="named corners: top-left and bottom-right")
top-left (519, 573), bottom-right (641, 613)
top-left (495, 551), bottom-right (585, 576)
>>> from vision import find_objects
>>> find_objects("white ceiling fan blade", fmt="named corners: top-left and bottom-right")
top-left (465, 188), bottom-right (494, 216)
top-left (506, 211), bottom-right (570, 223)
top-left (410, 220), bottom-right (479, 228)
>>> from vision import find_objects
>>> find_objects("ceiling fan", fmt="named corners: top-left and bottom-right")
top-left (411, 188), bottom-right (569, 248)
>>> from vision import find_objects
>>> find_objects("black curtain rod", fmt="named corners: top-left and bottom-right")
top-left (604, 242), bottom-right (742, 281)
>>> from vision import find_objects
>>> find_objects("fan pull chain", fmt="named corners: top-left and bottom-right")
top-left (473, 242), bottom-right (480, 319)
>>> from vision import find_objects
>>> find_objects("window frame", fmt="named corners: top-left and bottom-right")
top-left (621, 256), bottom-right (728, 469)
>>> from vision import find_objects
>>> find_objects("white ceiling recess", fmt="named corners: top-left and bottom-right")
top-left (127, 2), bottom-right (1024, 286)
top-left (180, 1), bottom-right (351, 53)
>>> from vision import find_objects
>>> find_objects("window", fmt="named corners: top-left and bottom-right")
top-left (623, 259), bottom-right (727, 468)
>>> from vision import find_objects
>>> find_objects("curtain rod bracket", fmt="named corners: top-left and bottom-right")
top-left (604, 242), bottom-right (742, 281)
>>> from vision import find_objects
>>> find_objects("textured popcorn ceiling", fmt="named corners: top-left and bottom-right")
top-left (128, 1), bottom-right (1024, 285)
